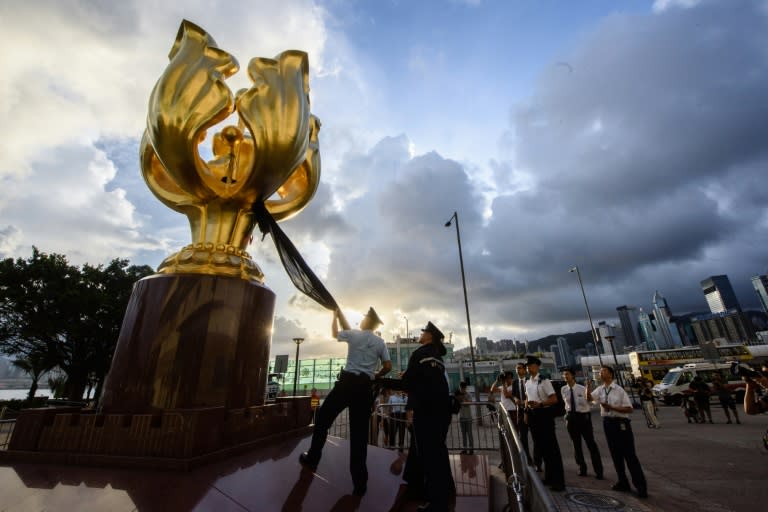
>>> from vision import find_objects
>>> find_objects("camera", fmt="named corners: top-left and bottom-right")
top-left (729, 361), bottom-right (764, 379)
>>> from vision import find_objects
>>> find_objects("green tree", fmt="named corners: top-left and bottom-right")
top-left (11, 346), bottom-right (58, 400)
top-left (0, 248), bottom-right (154, 400)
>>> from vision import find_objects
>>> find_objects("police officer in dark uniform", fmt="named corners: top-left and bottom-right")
top-left (402, 321), bottom-right (452, 512)
top-left (299, 307), bottom-right (392, 496)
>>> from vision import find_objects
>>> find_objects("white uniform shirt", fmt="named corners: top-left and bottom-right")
top-left (336, 329), bottom-right (390, 379)
top-left (561, 383), bottom-right (591, 413)
top-left (525, 374), bottom-right (555, 404)
top-left (590, 381), bottom-right (632, 418)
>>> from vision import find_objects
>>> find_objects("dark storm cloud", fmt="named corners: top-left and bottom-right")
top-left (474, 0), bottom-right (768, 330)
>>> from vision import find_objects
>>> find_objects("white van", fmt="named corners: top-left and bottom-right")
top-left (652, 362), bottom-right (745, 405)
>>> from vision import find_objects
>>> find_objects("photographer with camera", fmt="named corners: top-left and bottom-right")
top-left (739, 362), bottom-right (768, 415)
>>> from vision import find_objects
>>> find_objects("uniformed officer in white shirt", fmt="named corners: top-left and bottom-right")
top-left (561, 367), bottom-right (603, 479)
top-left (586, 366), bottom-right (648, 499)
top-left (524, 355), bottom-right (565, 492)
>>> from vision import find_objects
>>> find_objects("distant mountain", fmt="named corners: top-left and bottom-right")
top-left (527, 331), bottom-right (594, 353)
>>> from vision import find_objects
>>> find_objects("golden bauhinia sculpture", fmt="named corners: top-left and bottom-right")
top-left (141, 20), bottom-right (320, 282)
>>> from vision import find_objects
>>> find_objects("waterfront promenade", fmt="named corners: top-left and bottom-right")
top-left (0, 402), bottom-right (765, 511)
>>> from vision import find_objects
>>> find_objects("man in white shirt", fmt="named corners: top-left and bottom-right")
top-left (586, 366), bottom-right (648, 499)
top-left (561, 367), bottom-right (603, 480)
top-left (300, 307), bottom-right (392, 496)
top-left (524, 355), bottom-right (565, 492)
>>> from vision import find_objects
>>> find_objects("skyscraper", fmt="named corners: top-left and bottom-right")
top-left (652, 291), bottom-right (682, 349)
top-left (752, 274), bottom-right (768, 315)
top-left (556, 336), bottom-right (572, 367)
top-left (616, 305), bottom-right (641, 348)
top-left (701, 275), bottom-right (741, 314)
top-left (637, 308), bottom-right (658, 350)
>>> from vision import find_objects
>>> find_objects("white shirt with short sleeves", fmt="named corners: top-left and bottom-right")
top-left (590, 381), bottom-right (632, 418)
top-left (562, 383), bottom-right (592, 413)
top-left (525, 374), bottom-right (555, 404)
top-left (337, 329), bottom-right (390, 379)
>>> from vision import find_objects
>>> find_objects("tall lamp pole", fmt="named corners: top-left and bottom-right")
top-left (404, 315), bottom-right (409, 340)
top-left (445, 211), bottom-right (479, 401)
top-left (569, 266), bottom-right (604, 367)
top-left (293, 337), bottom-right (304, 396)
top-left (604, 335), bottom-right (624, 388)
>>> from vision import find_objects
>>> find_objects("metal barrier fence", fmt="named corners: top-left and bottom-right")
top-left (326, 402), bottom-right (500, 452)
top-left (0, 419), bottom-right (14, 450)
top-left (496, 403), bottom-right (557, 512)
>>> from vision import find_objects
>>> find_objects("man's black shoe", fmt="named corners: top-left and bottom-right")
top-left (298, 452), bottom-right (318, 470)
top-left (352, 485), bottom-right (367, 496)
top-left (611, 482), bottom-right (631, 492)
top-left (637, 489), bottom-right (648, 499)
top-left (595, 473), bottom-right (604, 480)
top-left (578, 466), bottom-right (587, 477)
top-left (549, 485), bottom-right (566, 492)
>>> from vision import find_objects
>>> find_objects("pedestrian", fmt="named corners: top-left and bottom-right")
top-left (561, 367), bottom-right (604, 480)
top-left (524, 355), bottom-right (566, 492)
top-left (639, 381), bottom-right (661, 428)
top-left (586, 365), bottom-right (648, 499)
top-left (711, 373), bottom-right (740, 424)
top-left (299, 307), bottom-right (392, 496)
top-left (689, 376), bottom-right (713, 423)
top-left (402, 321), bottom-right (453, 512)
top-left (491, 371), bottom-right (517, 428)
top-left (511, 362), bottom-right (539, 469)
top-left (681, 395), bottom-right (700, 423)
top-left (742, 362), bottom-right (768, 415)
top-left (456, 381), bottom-right (474, 454)
top-left (388, 390), bottom-right (408, 451)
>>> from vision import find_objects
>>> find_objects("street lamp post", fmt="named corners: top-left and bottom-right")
top-left (569, 265), bottom-right (604, 367)
top-left (292, 337), bottom-right (304, 396)
top-left (445, 211), bottom-right (479, 402)
top-left (604, 335), bottom-right (625, 388)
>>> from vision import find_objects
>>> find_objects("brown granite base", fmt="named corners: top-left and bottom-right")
top-left (2, 396), bottom-right (312, 470)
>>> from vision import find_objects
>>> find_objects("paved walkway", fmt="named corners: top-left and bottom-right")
top-left (526, 404), bottom-right (766, 512)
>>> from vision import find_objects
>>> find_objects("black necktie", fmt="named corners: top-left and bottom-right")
top-left (570, 386), bottom-right (576, 413)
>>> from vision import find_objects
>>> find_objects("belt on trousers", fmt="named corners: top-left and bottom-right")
top-left (340, 370), bottom-right (372, 381)
top-left (603, 416), bottom-right (629, 423)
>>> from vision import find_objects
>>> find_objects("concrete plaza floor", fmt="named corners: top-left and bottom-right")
top-left (533, 404), bottom-right (767, 512)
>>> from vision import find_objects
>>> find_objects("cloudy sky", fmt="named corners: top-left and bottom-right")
top-left (1, 0), bottom-right (767, 359)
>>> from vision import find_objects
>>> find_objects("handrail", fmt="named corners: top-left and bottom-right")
top-left (495, 402), bottom-right (558, 512)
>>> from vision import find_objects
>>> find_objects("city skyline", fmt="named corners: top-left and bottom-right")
top-left (1, 0), bottom-right (767, 359)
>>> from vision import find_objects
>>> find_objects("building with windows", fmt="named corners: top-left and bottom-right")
top-left (652, 291), bottom-right (683, 349)
top-left (701, 275), bottom-right (741, 314)
top-left (689, 310), bottom-right (755, 345)
top-left (616, 305), bottom-right (641, 348)
top-left (637, 308), bottom-right (658, 350)
top-left (752, 274), bottom-right (768, 315)
top-left (556, 336), bottom-right (572, 367)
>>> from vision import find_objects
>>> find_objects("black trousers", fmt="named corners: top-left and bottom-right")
top-left (566, 412), bottom-right (603, 476)
top-left (306, 372), bottom-right (373, 489)
top-left (412, 409), bottom-right (453, 510)
top-left (527, 409), bottom-right (565, 487)
top-left (389, 411), bottom-right (407, 450)
top-left (602, 418), bottom-right (646, 492)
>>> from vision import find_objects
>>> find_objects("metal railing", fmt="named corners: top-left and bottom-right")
top-left (326, 402), bottom-right (501, 452)
top-left (496, 403), bottom-right (557, 512)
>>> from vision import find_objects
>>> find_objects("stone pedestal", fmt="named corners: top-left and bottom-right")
top-left (100, 273), bottom-right (275, 412)
top-left (0, 273), bottom-right (314, 469)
